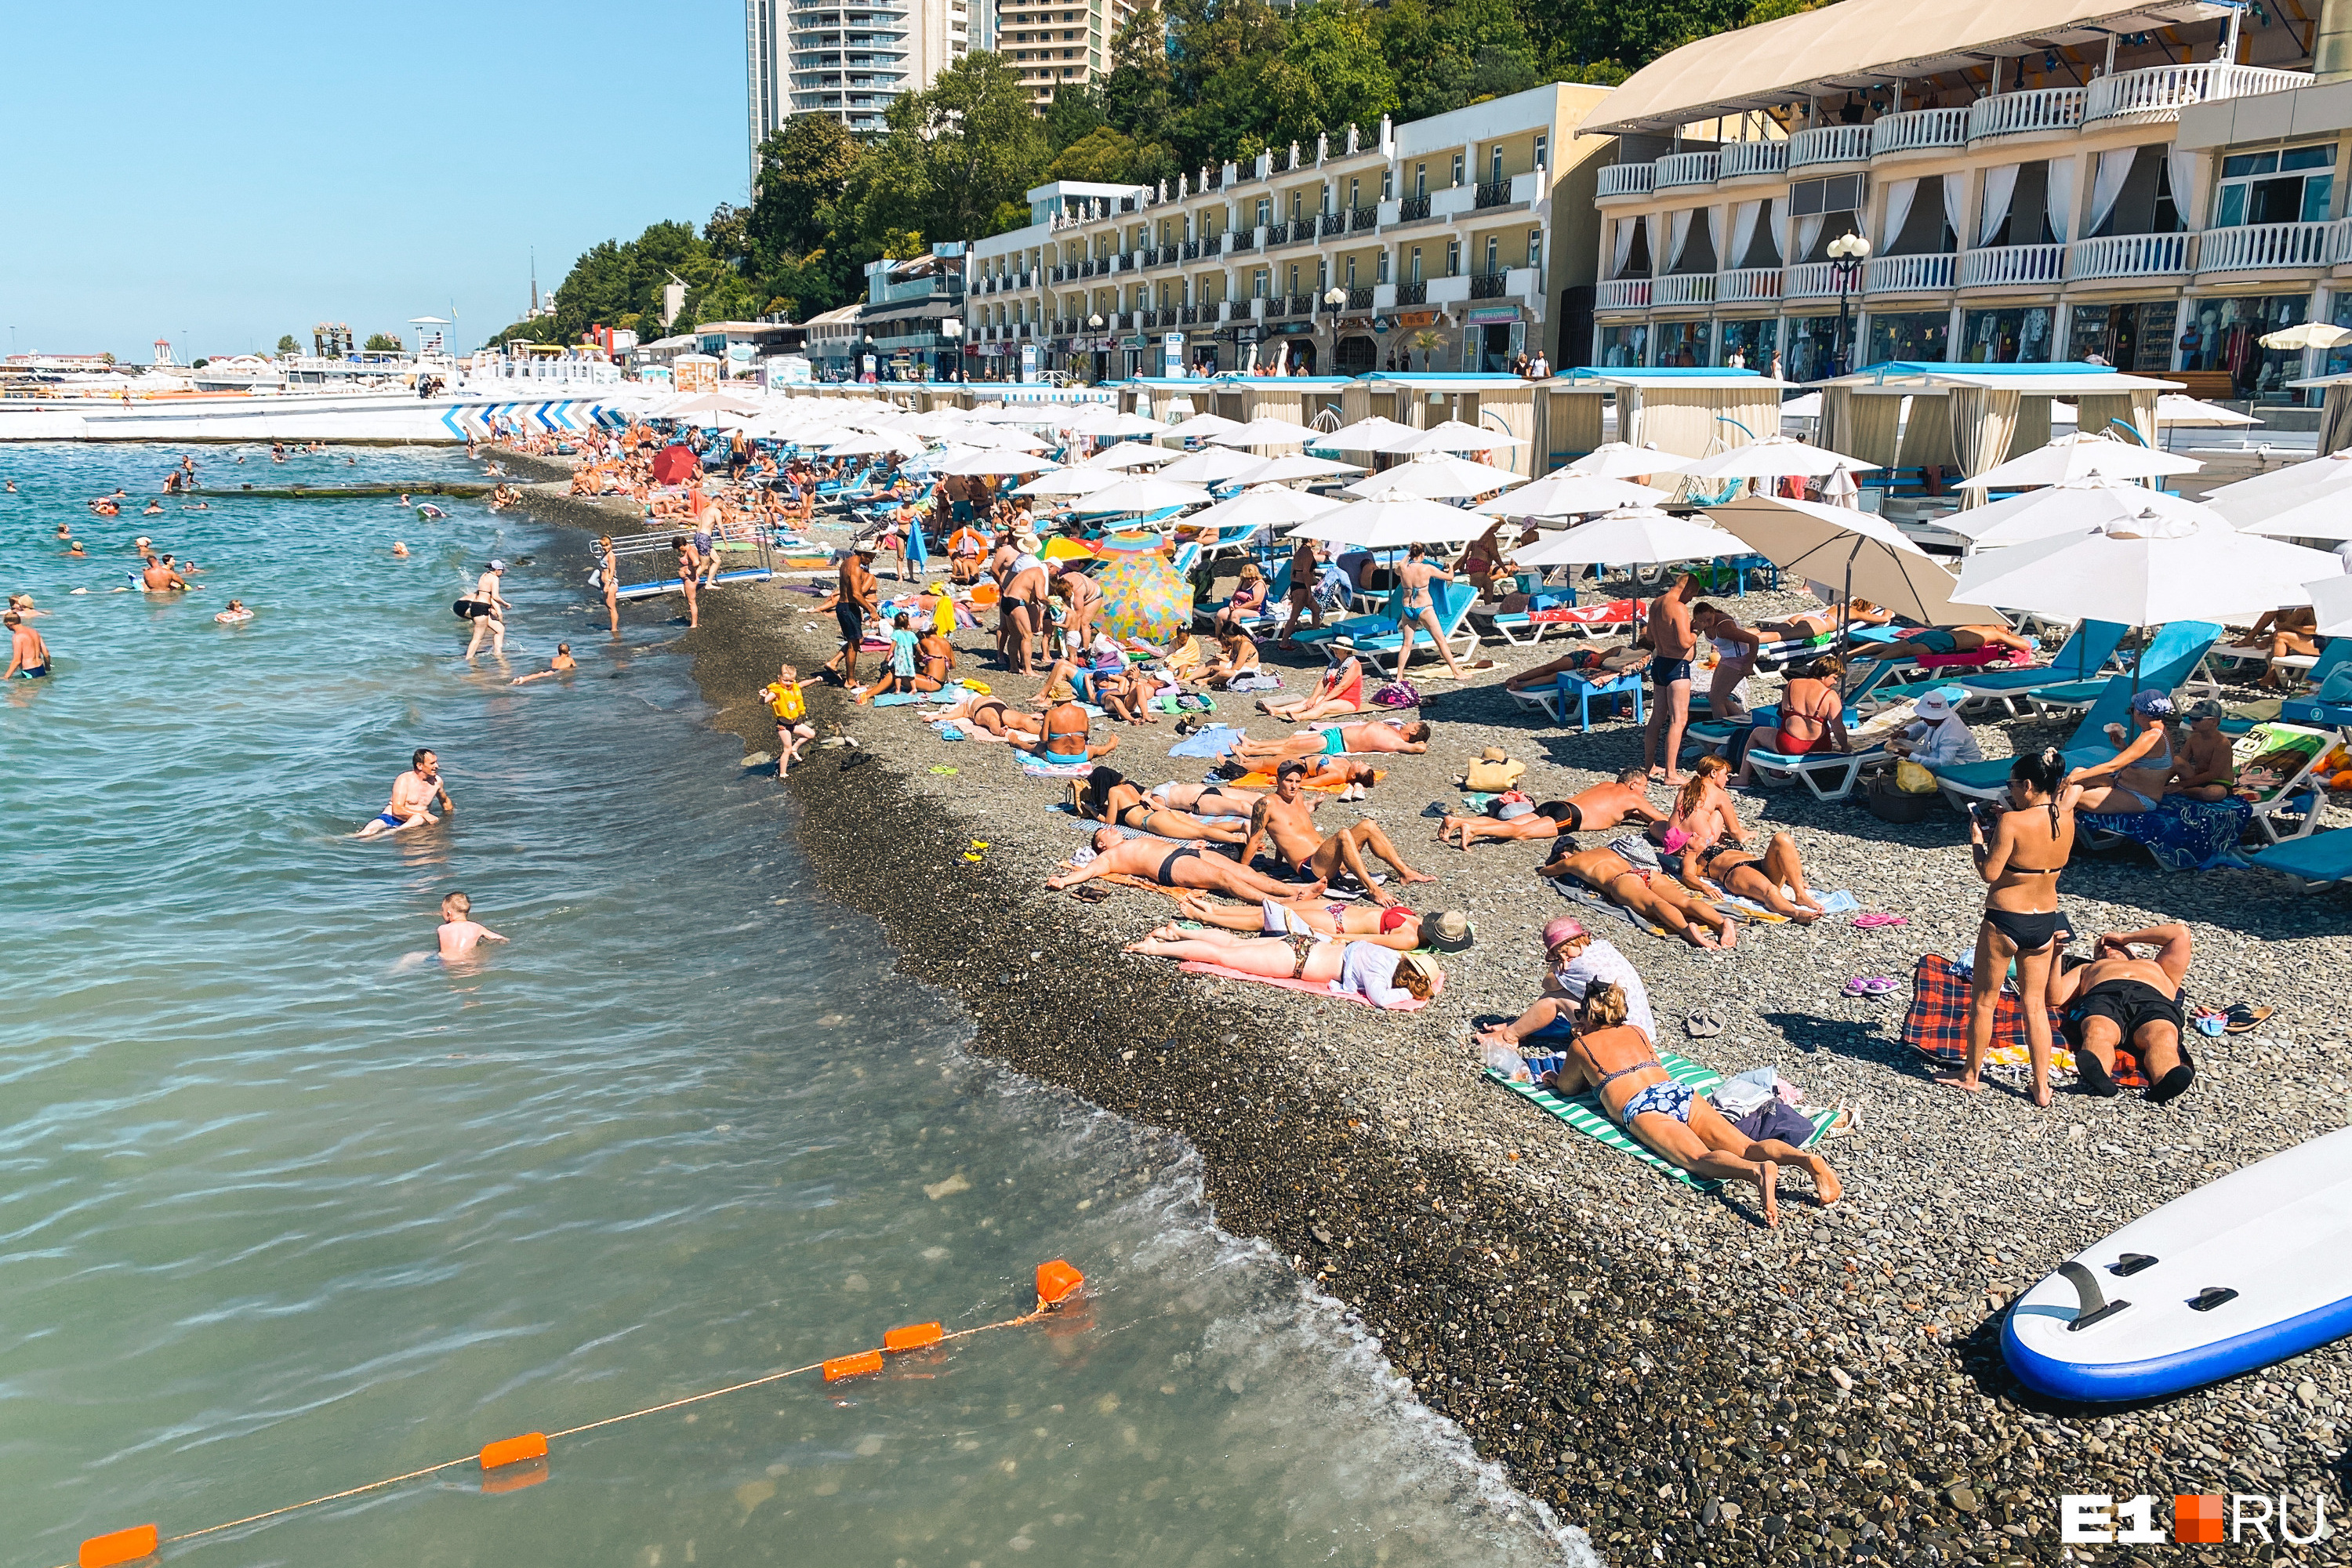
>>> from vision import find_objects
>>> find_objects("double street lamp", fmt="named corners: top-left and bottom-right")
top-left (1827, 232), bottom-right (1871, 378)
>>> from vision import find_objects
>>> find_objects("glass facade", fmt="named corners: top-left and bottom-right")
top-left (1863, 310), bottom-right (1947, 368)
top-left (2180, 294), bottom-right (2308, 401)
top-left (1599, 323), bottom-right (1649, 367)
top-left (1715, 317), bottom-right (1777, 369)
top-left (1782, 315), bottom-right (1842, 382)
top-left (2067, 301), bottom-right (2179, 373)
top-left (1958, 307), bottom-right (2055, 364)
top-left (1654, 319), bottom-right (1712, 367)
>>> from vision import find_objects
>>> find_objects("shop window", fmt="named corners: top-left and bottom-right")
top-left (2180, 294), bottom-right (2309, 400)
top-left (2215, 145), bottom-right (2335, 227)
top-left (1862, 310), bottom-right (1947, 367)
top-left (1959, 307), bottom-right (2054, 363)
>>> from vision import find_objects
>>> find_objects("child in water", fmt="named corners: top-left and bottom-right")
top-left (437, 891), bottom-right (507, 959)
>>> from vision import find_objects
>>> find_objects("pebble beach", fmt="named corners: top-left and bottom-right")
top-left (510, 448), bottom-right (2351, 1566)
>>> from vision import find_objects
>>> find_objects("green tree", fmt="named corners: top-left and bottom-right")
top-left (1375, 0), bottom-right (1540, 120)
top-left (898, 53), bottom-right (1047, 241)
top-left (1044, 125), bottom-right (1139, 183)
top-left (274, 333), bottom-right (299, 355)
top-left (1044, 81), bottom-right (1107, 152)
top-left (749, 114), bottom-right (861, 256)
top-left (363, 332), bottom-right (403, 353)
top-left (1259, 2), bottom-right (1399, 151)
top-left (1740, 0), bottom-right (1833, 25)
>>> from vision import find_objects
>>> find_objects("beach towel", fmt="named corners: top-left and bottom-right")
top-left (1899, 953), bottom-right (2114, 1082)
top-left (870, 692), bottom-right (927, 707)
top-left (1175, 959), bottom-right (1429, 1010)
top-left (1169, 724), bottom-right (1245, 759)
top-left (1706, 887), bottom-right (1862, 921)
top-left (1483, 1049), bottom-right (1835, 1192)
top-left (1018, 754), bottom-right (1096, 778)
top-left (1915, 645), bottom-right (2034, 670)
top-left (1525, 597), bottom-right (1637, 627)
top-left (2081, 796), bottom-right (2253, 872)
top-left (1225, 768), bottom-right (1355, 793)
top-left (1548, 876), bottom-right (1671, 940)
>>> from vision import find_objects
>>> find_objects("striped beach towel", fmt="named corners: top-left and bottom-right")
top-left (1483, 1051), bottom-right (1836, 1192)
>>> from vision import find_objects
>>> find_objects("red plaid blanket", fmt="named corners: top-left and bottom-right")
top-left (1901, 954), bottom-right (2148, 1087)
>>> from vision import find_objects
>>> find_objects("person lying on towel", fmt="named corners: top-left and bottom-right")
top-left (1122, 923), bottom-right (1443, 1009)
top-left (1538, 836), bottom-right (1737, 949)
top-left (1074, 766), bottom-right (1247, 845)
top-left (2049, 921), bottom-right (2196, 1104)
top-left (1501, 640), bottom-right (1653, 693)
top-left (1226, 718), bottom-right (1430, 768)
top-left (1436, 770), bottom-right (1664, 851)
top-left (1236, 760), bottom-right (1439, 908)
top-left (1884, 622), bottom-right (2035, 659)
top-left (1756, 599), bottom-right (1889, 641)
top-left (1174, 893), bottom-right (1472, 953)
top-left (1047, 829), bottom-right (1315, 901)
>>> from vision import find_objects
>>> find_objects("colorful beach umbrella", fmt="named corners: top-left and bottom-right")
top-left (1092, 543), bottom-right (1192, 642)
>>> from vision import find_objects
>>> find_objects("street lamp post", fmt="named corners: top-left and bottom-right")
top-left (1087, 314), bottom-right (1105, 384)
top-left (1826, 232), bottom-right (1871, 378)
top-left (941, 318), bottom-right (964, 383)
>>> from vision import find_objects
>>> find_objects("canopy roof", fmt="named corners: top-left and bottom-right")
top-left (1817, 361), bottom-right (2183, 395)
top-left (1586, 0), bottom-right (2232, 134)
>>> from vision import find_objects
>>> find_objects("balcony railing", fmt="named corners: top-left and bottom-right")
top-left (1394, 279), bottom-right (1428, 305)
top-left (1181, 238), bottom-right (1200, 260)
top-left (1788, 125), bottom-right (1872, 168)
top-left (1345, 286), bottom-right (1374, 309)
top-left (1348, 205), bottom-right (1379, 232)
top-left (1968, 86), bottom-right (2085, 141)
top-left (1473, 178), bottom-right (1515, 208)
top-left (1397, 194), bottom-right (1433, 220)
top-left (1319, 211), bottom-right (1346, 237)
top-left (2085, 61), bottom-right (2310, 123)
top-left (1654, 152), bottom-right (1719, 190)
top-left (1718, 267), bottom-right (1783, 303)
top-left (1594, 278), bottom-right (1653, 310)
top-left (1864, 252), bottom-right (1956, 292)
top-left (1958, 243), bottom-right (2066, 289)
top-left (2198, 220), bottom-right (2335, 273)
top-left (1178, 305), bottom-right (1199, 325)
top-left (1650, 273), bottom-right (1712, 307)
top-left (1595, 163), bottom-right (1655, 198)
top-left (1468, 271), bottom-right (1511, 299)
top-left (1287, 292), bottom-right (1316, 317)
top-left (2069, 232), bottom-right (2191, 278)
top-left (1784, 262), bottom-right (1844, 299)
top-left (1872, 107), bottom-right (1970, 157)
top-left (1265, 220), bottom-right (1294, 246)
top-left (1718, 141), bottom-right (1788, 180)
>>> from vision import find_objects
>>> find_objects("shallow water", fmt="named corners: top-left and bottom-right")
top-left (1, 444), bottom-right (1587, 1566)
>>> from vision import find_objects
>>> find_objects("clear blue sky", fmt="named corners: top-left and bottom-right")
top-left (7, 0), bottom-right (744, 362)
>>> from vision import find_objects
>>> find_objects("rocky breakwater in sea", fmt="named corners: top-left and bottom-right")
top-left (499, 450), bottom-right (2351, 1566)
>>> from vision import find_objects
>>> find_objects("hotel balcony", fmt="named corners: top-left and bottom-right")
top-left (2196, 220), bottom-right (2341, 275)
top-left (1595, 278), bottom-right (1652, 311)
top-left (1784, 261), bottom-right (1843, 300)
top-left (1957, 242), bottom-right (2065, 289)
top-left (1595, 162), bottom-right (1655, 200)
top-left (1654, 151), bottom-right (1719, 191)
top-left (1788, 124), bottom-right (1872, 170)
top-left (1965, 86), bottom-right (2084, 142)
top-left (1871, 107), bottom-right (1968, 158)
top-left (2084, 61), bottom-right (2310, 125)
top-left (1717, 266), bottom-right (1783, 304)
top-left (1863, 252), bottom-right (1954, 294)
top-left (2069, 232), bottom-right (2190, 280)
top-left (1718, 141), bottom-right (1788, 180)
top-left (1653, 273), bottom-right (1715, 307)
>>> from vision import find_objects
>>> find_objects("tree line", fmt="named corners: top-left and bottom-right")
top-left (488, 0), bottom-right (1824, 346)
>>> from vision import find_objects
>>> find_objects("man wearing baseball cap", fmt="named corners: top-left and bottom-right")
top-left (1474, 916), bottom-right (1657, 1057)
top-left (1883, 684), bottom-right (1980, 768)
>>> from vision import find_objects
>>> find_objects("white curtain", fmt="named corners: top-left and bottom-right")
top-left (1881, 177), bottom-right (1919, 249)
top-left (1668, 209), bottom-right (1693, 270)
top-left (2166, 144), bottom-right (2198, 226)
top-left (1730, 200), bottom-right (1762, 270)
top-left (1704, 206), bottom-right (1722, 269)
top-left (1978, 164), bottom-right (2020, 248)
top-left (2045, 156), bottom-right (2078, 244)
top-left (1610, 216), bottom-right (1635, 279)
top-left (1795, 212), bottom-right (1825, 263)
top-left (2088, 149), bottom-right (2134, 239)
top-left (1772, 199), bottom-right (1794, 267)
top-left (1939, 173), bottom-right (1964, 248)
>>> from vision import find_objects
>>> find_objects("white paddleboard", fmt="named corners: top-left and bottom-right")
top-left (2005, 1127), bottom-right (2352, 1401)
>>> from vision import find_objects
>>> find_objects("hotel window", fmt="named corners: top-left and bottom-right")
top-left (1289, 191), bottom-right (1302, 221)
top-left (1445, 238), bottom-right (1460, 275)
top-left (1409, 246), bottom-right (1422, 282)
top-left (1287, 263), bottom-right (1299, 292)
top-left (1345, 254), bottom-right (1356, 285)
top-left (1450, 152), bottom-right (1464, 187)
top-left (2215, 144), bottom-right (2335, 227)
top-left (1483, 236), bottom-right (1497, 274)
top-left (1376, 249), bottom-right (1389, 282)
top-left (1534, 132), bottom-right (1547, 168)
top-left (1526, 227), bottom-right (1542, 268)
top-left (1414, 163), bottom-right (1427, 198)
top-left (1255, 196), bottom-right (1271, 227)
top-left (1381, 169), bottom-right (1393, 200)
top-left (1347, 176), bottom-right (1359, 207)
top-left (1489, 147), bottom-right (1504, 185)
top-left (1252, 268), bottom-right (1269, 297)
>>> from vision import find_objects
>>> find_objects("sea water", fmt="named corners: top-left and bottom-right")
top-left (1, 445), bottom-right (1587, 1566)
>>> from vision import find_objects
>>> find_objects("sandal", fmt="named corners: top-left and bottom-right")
top-left (1842, 975), bottom-right (1898, 998)
top-left (2222, 1002), bottom-right (2274, 1035)
top-left (1684, 1011), bottom-right (1724, 1039)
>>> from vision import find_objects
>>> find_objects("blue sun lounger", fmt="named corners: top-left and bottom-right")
top-left (2244, 829), bottom-right (2352, 892)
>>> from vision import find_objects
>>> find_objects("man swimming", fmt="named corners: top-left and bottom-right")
top-left (437, 891), bottom-right (508, 959)
top-left (510, 644), bottom-right (577, 684)
top-left (357, 748), bottom-right (454, 838)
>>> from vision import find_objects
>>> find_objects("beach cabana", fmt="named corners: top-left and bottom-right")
top-left (1531, 368), bottom-right (1789, 486)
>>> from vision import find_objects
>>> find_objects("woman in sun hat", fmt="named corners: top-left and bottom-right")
top-left (1883, 684), bottom-right (1981, 768)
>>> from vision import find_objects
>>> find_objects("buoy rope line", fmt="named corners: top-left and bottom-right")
top-left (58, 1261), bottom-right (1086, 1568)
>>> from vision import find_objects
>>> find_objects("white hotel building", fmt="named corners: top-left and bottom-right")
top-left (1583, 0), bottom-right (2352, 406)
top-left (745, 0), bottom-right (975, 157)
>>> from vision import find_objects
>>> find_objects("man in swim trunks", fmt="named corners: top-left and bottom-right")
top-left (1047, 827), bottom-right (1322, 900)
top-left (1644, 574), bottom-right (1700, 785)
top-left (140, 554), bottom-right (190, 592)
top-left (1437, 770), bottom-right (1661, 850)
top-left (2048, 922), bottom-right (2194, 1103)
top-left (825, 547), bottom-right (880, 686)
top-left (357, 748), bottom-right (453, 838)
top-left (5, 611), bottom-right (52, 678)
top-left (1501, 641), bottom-right (1652, 692)
top-left (1237, 760), bottom-right (1438, 906)
top-left (1226, 719), bottom-right (1431, 768)
top-left (1538, 837), bottom-right (1736, 949)
top-left (1885, 622), bottom-right (2034, 658)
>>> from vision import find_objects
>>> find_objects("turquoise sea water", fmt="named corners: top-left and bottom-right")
top-left (0, 445), bottom-right (1585, 1567)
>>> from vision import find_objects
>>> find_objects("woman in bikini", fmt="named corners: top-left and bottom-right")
top-left (1200, 630), bottom-right (1261, 689)
top-left (1121, 927), bottom-right (1440, 1008)
top-left (1076, 767), bottom-right (1247, 844)
top-left (1390, 543), bottom-right (1469, 683)
top-left (1259, 652), bottom-right (1364, 721)
top-left (2067, 689), bottom-right (2176, 816)
top-left (1756, 600), bottom-right (1889, 642)
top-left (1936, 747), bottom-right (2079, 1109)
top-left (1730, 655), bottom-right (1850, 784)
top-left (1534, 985), bottom-right (1839, 1226)
top-left (1659, 756), bottom-right (1827, 920)
top-left (1213, 564), bottom-right (1269, 637)
top-left (1541, 838), bottom-right (1737, 949)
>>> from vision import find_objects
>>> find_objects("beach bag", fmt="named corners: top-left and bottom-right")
top-left (1370, 679), bottom-right (1422, 710)
top-left (1895, 759), bottom-right (1938, 794)
top-left (1463, 757), bottom-right (1525, 791)
top-left (1491, 789), bottom-right (1535, 821)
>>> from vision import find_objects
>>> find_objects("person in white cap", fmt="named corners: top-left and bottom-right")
top-left (1884, 685), bottom-right (1980, 768)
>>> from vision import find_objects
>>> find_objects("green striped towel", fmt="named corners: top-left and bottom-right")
top-left (1483, 1051), bottom-right (1835, 1192)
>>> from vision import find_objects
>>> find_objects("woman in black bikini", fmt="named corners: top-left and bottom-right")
top-left (1936, 747), bottom-right (2079, 1108)
top-left (1076, 767), bottom-right (1247, 844)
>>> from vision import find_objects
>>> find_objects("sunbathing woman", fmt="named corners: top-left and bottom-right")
top-left (1729, 656), bottom-right (1850, 783)
top-left (1755, 599), bottom-right (1889, 641)
top-left (1228, 719), bottom-right (1430, 766)
top-left (1200, 630), bottom-right (1261, 690)
top-left (2247, 605), bottom-right (2321, 688)
top-left (1885, 622), bottom-right (2036, 659)
top-left (1147, 780), bottom-right (1266, 817)
top-left (1501, 640), bottom-right (1651, 692)
top-left (1259, 653), bottom-right (1364, 720)
top-left (1660, 756), bottom-right (1827, 920)
top-left (1538, 839), bottom-right (1737, 949)
top-left (1004, 695), bottom-right (1120, 765)
top-left (1936, 747), bottom-right (2078, 1109)
top-left (1212, 563), bottom-right (1269, 637)
top-left (1076, 767), bottom-right (1247, 844)
top-left (1048, 828), bottom-right (1318, 901)
top-left (1529, 985), bottom-right (1838, 1225)
top-left (1121, 926), bottom-right (1442, 1010)
top-left (927, 690), bottom-right (1044, 741)
top-left (2070, 689), bottom-right (2176, 816)
top-left (1172, 893), bottom-right (1445, 950)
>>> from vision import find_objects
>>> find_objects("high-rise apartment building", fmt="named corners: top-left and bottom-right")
top-left (996, 0), bottom-right (1139, 109)
top-left (746, 0), bottom-right (977, 174)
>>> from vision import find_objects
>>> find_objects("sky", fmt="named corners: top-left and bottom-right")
top-left (5, 0), bottom-right (746, 362)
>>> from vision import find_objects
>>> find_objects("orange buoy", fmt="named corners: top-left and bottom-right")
top-left (2331, 769), bottom-right (2352, 792)
top-left (1036, 1259), bottom-right (1085, 1308)
top-left (78, 1524), bottom-right (159, 1568)
top-left (481, 1457), bottom-right (550, 1496)
top-left (822, 1348), bottom-right (885, 1382)
top-left (970, 580), bottom-right (1000, 606)
top-left (884, 1321), bottom-right (945, 1352)
top-left (478, 1432), bottom-right (549, 1470)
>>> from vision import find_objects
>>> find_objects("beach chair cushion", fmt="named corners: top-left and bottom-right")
top-left (2245, 829), bottom-right (2352, 891)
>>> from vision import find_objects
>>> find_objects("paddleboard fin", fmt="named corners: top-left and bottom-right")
top-left (2057, 1261), bottom-right (2133, 1332)
top-left (2108, 1252), bottom-right (2158, 1277)
top-left (2188, 1287), bottom-right (2239, 1312)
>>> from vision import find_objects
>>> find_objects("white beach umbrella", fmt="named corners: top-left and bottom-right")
top-left (1156, 447), bottom-right (1268, 485)
top-left (1227, 453), bottom-right (1367, 485)
top-left (1940, 480), bottom-right (2223, 548)
top-left (661, 390), bottom-right (765, 416)
top-left (1778, 391), bottom-right (1824, 419)
top-left (1069, 476), bottom-right (1215, 515)
top-left (935, 448), bottom-right (1062, 477)
top-left (1076, 410), bottom-right (1170, 438)
top-left (1014, 466), bottom-right (1129, 498)
top-left (1708, 494), bottom-right (2001, 626)
top-left (1388, 418), bottom-right (1530, 454)
top-left (1160, 412), bottom-right (1245, 443)
top-left (1511, 507), bottom-right (1744, 569)
top-left (1958, 431), bottom-right (2201, 488)
top-left (967, 425), bottom-right (1051, 452)
top-left (2154, 394), bottom-right (2261, 429)
top-left (1308, 416), bottom-right (1425, 454)
top-left (1080, 442), bottom-right (1178, 470)
top-left (2306, 572), bottom-right (2352, 636)
top-left (1568, 441), bottom-right (1694, 480)
top-left (2258, 322), bottom-right (2352, 350)
top-left (1954, 513), bottom-right (2343, 624)
top-left (1472, 472), bottom-right (1665, 517)
top-left (822, 431), bottom-right (928, 458)
top-left (1343, 454), bottom-right (1526, 499)
top-left (1181, 484), bottom-right (1338, 534)
top-left (2201, 449), bottom-right (2352, 526)
top-left (2233, 488), bottom-right (2352, 543)
top-left (1675, 437), bottom-right (1880, 481)
top-left (1284, 494), bottom-right (1490, 548)
top-left (1207, 416), bottom-right (1323, 448)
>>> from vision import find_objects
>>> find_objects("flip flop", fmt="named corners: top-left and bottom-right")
top-left (2222, 1002), bottom-right (2274, 1035)
top-left (1851, 913), bottom-right (1907, 930)
top-left (1684, 1011), bottom-right (1724, 1038)
top-left (1842, 975), bottom-right (1898, 998)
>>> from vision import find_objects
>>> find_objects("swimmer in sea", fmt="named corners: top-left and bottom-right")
top-left (54, 523), bottom-right (71, 540)
top-left (356, 748), bottom-right (453, 838)
top-left (437, 891), bottom-right (507, 959)
top-left (9, 594), bottom-right (47, 618)
top-left (66, 540), bottom-right (86, 557)
top-left (5, 612), bottom-right (52, 679)
top-left (417, 503), bottom-right (446, 521)
top-left (510, 644), bottom-right (575, 684)
top-left (181, 502), bottom-right (208, 511)
top-left (214, 599), bottom-right (253, 623)
top-left (392, 540), bottom-right (409, 557)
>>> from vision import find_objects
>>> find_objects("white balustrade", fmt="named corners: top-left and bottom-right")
top-left (1718, 141), bottom-right (1788, 180)
top-left (1871, 107), bottom-right (1970, 156)
top-left (2198, 221), bottom-right (2334, 273)
top-left (2085, 62), bottom-right (2311, 123)
top-left (1783, 261), bottom-right (1842, 299)
top-left (1654, 273), bottom-right (1716, 306)
top-left (1788, 125), bottom-right (1873, 168)
top-left (1957, 243), bottom-right (2066, 288)
top-left (1656, 151), bottom-right (1720, 189)
top-left (1966, 87), bottom-right (2085, 141)
top-left (1595, 278), bottom-right (1653, 310)
top-left (1597, 162), bottom-right (1655, 198)
top-left (1863, 252), bottom-right (1955, 293)
top-left (2069, 232), bottom-right (2190, 278)
top-left (1717, 267), bottom-right (1784, 303)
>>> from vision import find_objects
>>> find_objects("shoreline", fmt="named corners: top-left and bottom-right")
top-left (503, 452), bottom-right (2350, 1566)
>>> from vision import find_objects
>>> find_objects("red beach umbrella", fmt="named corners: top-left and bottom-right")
top-left (651, 445), bottom-right (699, 485)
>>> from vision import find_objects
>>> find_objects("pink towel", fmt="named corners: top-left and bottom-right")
top-left (1176, 960), bottom-right (1429, 1010)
